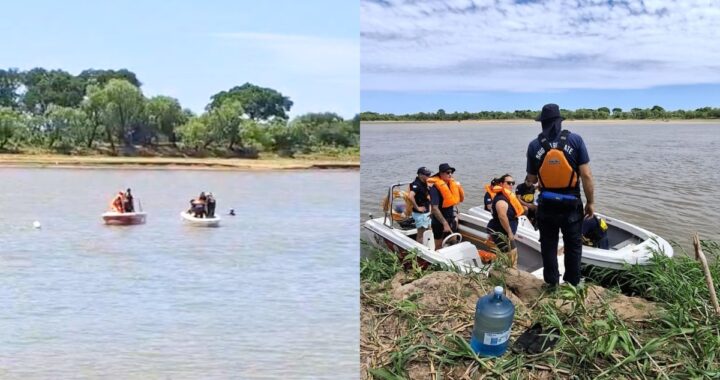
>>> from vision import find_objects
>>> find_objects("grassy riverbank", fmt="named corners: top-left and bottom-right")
top-left (361, 241), bottom-right (720, 379)
top-left (0, 153), bottom-right (358, 170)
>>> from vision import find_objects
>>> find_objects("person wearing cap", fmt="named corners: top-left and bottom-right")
top-left (526, 103), bottom-right (595, 288)
top-left (427, 163), bottom-right (465, 249)
top-left (409, 167), bottom-right (432, 243)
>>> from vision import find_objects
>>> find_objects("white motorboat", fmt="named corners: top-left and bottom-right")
top-left (363, 182), bottom-right (674, 279)
top-left (361, 183), bottom-right (565, 279)
top-left (181, 211), bottom-right (221, 227)
top-left (466, 206), bottom-right (674, 269)
top-left (102, 211), bottom-right (147, 225)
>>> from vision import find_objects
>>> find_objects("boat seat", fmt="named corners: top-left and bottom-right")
top-left (611, 238), bottom-right (636, 250)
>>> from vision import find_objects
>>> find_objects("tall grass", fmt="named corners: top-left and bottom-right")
top-left (361, 239), bottom-right (720, 379)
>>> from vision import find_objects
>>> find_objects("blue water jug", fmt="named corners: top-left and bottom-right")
top-left (470, 286), bottom-right (515, 357)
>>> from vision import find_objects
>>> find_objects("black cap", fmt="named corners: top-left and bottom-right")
top-left (417, 167), bottom-right (432, 176)
top-left (535, 103), bottom-right (564, 122)
top-left (433, 163), bottom-right (456, 176)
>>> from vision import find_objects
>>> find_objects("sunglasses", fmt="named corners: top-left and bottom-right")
top-left (504, 181), bottom-right (515, 185)
top-left (444, 171), bottom-right (454, 175)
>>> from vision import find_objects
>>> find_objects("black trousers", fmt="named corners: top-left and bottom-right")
top-left (537, 202), bottom-right (583, 286)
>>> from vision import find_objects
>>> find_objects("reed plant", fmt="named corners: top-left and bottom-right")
top-left (361, 239), bottom-right (720, 379)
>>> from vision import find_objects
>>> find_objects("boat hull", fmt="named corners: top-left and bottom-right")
top-left (102, 212), bottom-right (147, 225)
top-left (181, 212), bottom-right (221, 227)
top-left (466, 207), bottom-right (673, 269)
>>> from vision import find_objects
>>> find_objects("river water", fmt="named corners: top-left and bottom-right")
top-left (0, 168), bottom-right (358, 379)
top-left (361, 121), bottom-right (720, 249)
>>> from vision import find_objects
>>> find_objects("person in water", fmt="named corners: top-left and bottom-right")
top-left (486, 175), bottom-right (525, 264)
top-left (229, 209), bottom-right (236, 216)
top-left (124, 188), bottom-right (135, 212)
top-left (408, 167), bottom-right (432, 244)
top-left (428, 163), bottom-right (465, 250)
top-left (206, 192), bottom-right (216, 218)
top-left (526, 103), bottom-right (595, 288)
top-left (515, 176), bottom-right (537, 227)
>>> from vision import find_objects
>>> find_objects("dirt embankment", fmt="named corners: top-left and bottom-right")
top-left (361, 269), bottom-right (657, 379)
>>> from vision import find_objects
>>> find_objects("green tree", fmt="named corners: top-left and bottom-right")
top-left (0, 68), bottom-right (22, 108)
top-left (0, 107), bottom-right (23, 149)
top-left (21, 68), bottom-right (85, 114)
top-left (177, 115), bottom-right (212, 149)
top-left (78, 69), bottom-right (141, 89)
top-left (208, 83), bottom-right (293, 120)
top-left (44, 105), bottom-right (90, 149)
top-left (146, 95), bottom-right (186, 145)
top-left (92, 79), bottom-right (146, 150)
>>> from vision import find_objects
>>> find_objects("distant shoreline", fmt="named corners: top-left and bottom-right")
top-left (362, 119), bottom-right (720, 125)
top-left (0, 154), bottom-right (359, 171)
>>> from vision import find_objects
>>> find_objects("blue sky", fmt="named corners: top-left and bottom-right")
top-left (361, 0), bottom-right (720, 114)
top-left (0, 0), bottom-right (359, 118)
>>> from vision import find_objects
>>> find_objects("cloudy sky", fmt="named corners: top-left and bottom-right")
top-left (361, 0), bottom-right (720, 113)
top-left (0, 0), bottom-right (359, 118)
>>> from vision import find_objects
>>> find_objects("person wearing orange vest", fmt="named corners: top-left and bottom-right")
top-left (526, 104), bottom-right (595, 288)
top-left (486, 174), bottom-right (525, 253)
top-left (428, 163), bottom-right (465, 250)
top-left (110, 192), bottom-right (125, 213)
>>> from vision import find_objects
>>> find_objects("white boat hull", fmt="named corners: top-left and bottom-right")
top-left (465, 206), bottom-right (673, 269)
top-left (102, 212), bottom-right (147, 225)
top-left (181, 212), bottom-right (221, 227)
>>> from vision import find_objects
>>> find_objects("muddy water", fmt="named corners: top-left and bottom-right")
top-left (361, 121), bottom-right (720, 249)
top-left (0, 168), bottom-right (358, 379)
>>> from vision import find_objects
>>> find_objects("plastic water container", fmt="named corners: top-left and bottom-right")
top-left (470, 286), bottom-right (515, 357)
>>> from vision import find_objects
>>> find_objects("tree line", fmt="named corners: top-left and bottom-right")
top-left (360, 106), bottom-right (720, 122)
top-left (0, 68), bottom-right (358, 157)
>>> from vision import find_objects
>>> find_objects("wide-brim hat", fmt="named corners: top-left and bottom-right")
top-left (535, 103), bottom-right (565, 122)
top-left (433, 163), bottom-right (456, 176)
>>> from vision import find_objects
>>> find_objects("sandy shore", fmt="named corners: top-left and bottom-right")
top-left (363, 119), bottom-right (720, 125)
top-left (0, 154), bottom-right (359, 170)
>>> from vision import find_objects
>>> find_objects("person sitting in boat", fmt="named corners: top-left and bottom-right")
top-left (582, 215), bottom-right (609, 249)
top-left (515, 175), bottom-right (537, 228)
top-left (124, 188), bottom-right (135, 213)
top-left (408, 166), bottom-right (432, 244)
top-left (486, 174), bottom-right (525, 266)
top-left (428, 163), bottom-right (464, 250)
top-left (189, 193), bottom-right (207, 218)
top-left (206, 192), bottom-right (216, 218)
top-left (483, 178), bottom-right (499, 212)
top-left (110, 192), bottom-right (126, 213)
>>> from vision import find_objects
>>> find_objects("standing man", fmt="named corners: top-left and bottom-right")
top-left (408, 167), bottom-right (432, 244)
top-left (526, 104), bottom-right (594, 287)
top-left (428, 163), bottom-right (464, 250)
top-left (124, 188), bottom-right (135, 212)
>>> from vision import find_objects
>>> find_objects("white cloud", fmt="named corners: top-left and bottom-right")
top-left (361, 0), bottom-right (720, 92)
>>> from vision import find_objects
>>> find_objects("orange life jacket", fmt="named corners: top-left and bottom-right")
top-left (110, 195), bottom-right (124, 213)
top-left (428, 177), bottom-right (464, 208)
top-left (484, 184), bottom-right (525, 217)
top-left (538, 130), bottom-right (578, 191)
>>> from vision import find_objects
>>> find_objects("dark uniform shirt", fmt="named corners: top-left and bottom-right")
top-left (409, 177), bottom-right (430, 213)
top-left (429, 186), bottom-right (455, 221)
top-left (526, 130), bottom-right (590, 196)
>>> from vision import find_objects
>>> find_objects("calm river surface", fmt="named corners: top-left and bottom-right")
top-left (361, 121), bottom-right (720, 248)
top-left (0, 168), bottom-right (358, 379)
